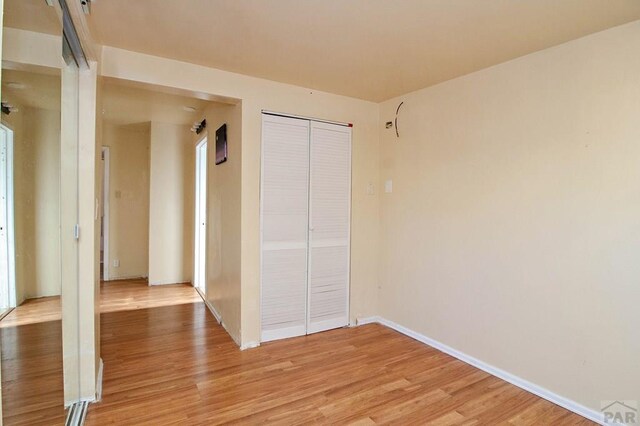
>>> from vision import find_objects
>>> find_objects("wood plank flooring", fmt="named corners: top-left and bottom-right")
top-left (86, 282), bottom-right (594, 425)
top-left (1, 280), bottom-right (595, 425)
top-left (0, 297), bottom-right (61, 328)
top-left (0, 316), bottom-right (65, 425)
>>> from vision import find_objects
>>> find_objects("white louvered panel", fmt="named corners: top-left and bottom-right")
top-left (308, 121), bottom-right (351, 334)
top-left (260, 115), bottom-right (310, 342)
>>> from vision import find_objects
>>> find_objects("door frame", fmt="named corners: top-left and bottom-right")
top-left (101, 146), bottom-right (110, 281)
top-left (194, 135), bottom-right (208, 294)
top-left (0, 123), bottom-right (16, 309)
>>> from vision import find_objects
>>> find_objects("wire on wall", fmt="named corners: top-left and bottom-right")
top-left (395, 101), bottom-right (404, 138)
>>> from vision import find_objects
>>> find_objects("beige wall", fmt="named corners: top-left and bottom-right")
top-left (100, 47), bottom-right (381, 348)
top-left (378, 21), bottom-right (640, 413)
top-left (2, 101), bottom-right (61, 302)
top-left (103, 122), bottom-right (150, 280)
top-left (148, 121), bottom-right (194, 285)
top-left (200, 103), bottom-right (243, 343)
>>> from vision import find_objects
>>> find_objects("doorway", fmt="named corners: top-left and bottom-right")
top-left (0, 124), bottom-right (15, 313)
top-left (194, 137), bottom-right (207, 294)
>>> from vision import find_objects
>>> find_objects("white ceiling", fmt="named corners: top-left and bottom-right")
top-left (0, 67), bottom-right (211, 126)
top-left (1, 68), bottom-right (61, 111)
top-left (3, 0), bottom-right (60, 35)
top-left (100, 80), bottom-right (211, 126)
top-left (4, 1), bottom-right (640, 102)
top-left (86, 0), bottom-right (640, 101)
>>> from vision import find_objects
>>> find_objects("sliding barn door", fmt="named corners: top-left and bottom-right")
top-left (307, 121), bottom-right (351, 334)
top-left (260, 115), bottom-right (310, 342)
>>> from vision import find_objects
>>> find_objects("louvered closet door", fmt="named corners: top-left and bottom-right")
top-left (307, 121), bottom-right (352, 334)
top-left (260, 115), bottom-right (310, 342)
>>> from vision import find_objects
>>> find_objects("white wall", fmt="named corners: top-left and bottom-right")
top-left (103, 122), bottom-right (150, 280)
top-left (100, 47), bottom-right (381, 348)
top-left (2, 102), bottom-right (61, 301)
top-left (148, 121), bottom-right (194, 285)
top-left (378, 21), bottom-right (640, 413)
top-left (200, 103), bottom-right (242, 343)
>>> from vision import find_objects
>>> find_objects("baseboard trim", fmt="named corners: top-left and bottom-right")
top-left (197, 291), bottom-right (250, 349)
top-left (201, 295), bottom-right (222, 324)
top-left (148, 280), bottom-right (192, 286)
top-left (104, 275), bottom-right (147, 282)
top-left (240, 341), bottom-right (260, 351)
top-left (358, 316), bottom-right (605, 425)
top-left (95, 358), bottom-right (104, 402)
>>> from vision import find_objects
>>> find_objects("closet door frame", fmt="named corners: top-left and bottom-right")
top-left (259, 112), bottom-right (352, 343)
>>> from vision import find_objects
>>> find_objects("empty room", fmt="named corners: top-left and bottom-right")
top-left (0, 0), bottom-right (639, 425)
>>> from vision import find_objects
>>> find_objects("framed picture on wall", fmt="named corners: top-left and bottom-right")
top-left (215, 123), bottom-right (228, 165)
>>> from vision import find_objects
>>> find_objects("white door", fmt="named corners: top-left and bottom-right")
top-left (194, 138), bottom-right (207, 292)
top-left (0, 125), bottom-right (15, 310)
top-left (260, 115), bottom-right (310, 342)
top-left (307, 121), bottom-right (351, 334)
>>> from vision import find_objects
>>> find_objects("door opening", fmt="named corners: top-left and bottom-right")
top-left (194, 137), bottom-right (207, 294)
top-left (0, 124), bottom-right (16, 312)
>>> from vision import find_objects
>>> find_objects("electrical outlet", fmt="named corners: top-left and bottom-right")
top-left (385, 180), bottom-right (393, 193)
top-left (113, 259), bottom-right (120, 268)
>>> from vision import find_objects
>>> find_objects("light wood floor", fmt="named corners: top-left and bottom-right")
top-left (0, 311), bottom-right (65, 425)
top-left (1, 280), bottom-right (594, 425)
top-left (0, 297), bottom-right (61, 328)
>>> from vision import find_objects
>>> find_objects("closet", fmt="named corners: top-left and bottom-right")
top-left (260, 113), bottom-right (352, 342)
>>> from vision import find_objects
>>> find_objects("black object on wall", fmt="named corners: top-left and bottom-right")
top-left (195, 119), bottom-right (207, 135)
top-left (215, 123), bottom-right (228, 165)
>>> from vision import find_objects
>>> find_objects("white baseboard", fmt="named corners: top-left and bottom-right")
top-left (197, 291), bottom-right (252, 350)
top-left (148, 279), bottom-right (192, 286)
top-left (95, 358), bottom-right (104, 402)
top-left (241, 341), bottom-right (260, 351)
top-left (357, 316), bottom-right (605, 425)
top-left (104, 275), bottom-right (147, 282)
top-left (201, 296), bottom-right (222, 324)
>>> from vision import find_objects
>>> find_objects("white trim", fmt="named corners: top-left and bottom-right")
top-left (105, 274), bottom-right (148, 282)
top-left (306, 317), bottom-right (349, 334)
top-left (261, 110), bottom-right (351, 127)
top-left (148, 279), bottom-right (191, 286)
top-left (0, 307), bottom-right (15, 322)
top-left (193, 135), bottom-right (207, 295)
top-left (101, 147), bottom-right (110, 282)
top-left (0, 125), bottom-right (16, 309)
top-left (5, 125), bottom-right (16, 308)
top-left (202, 295), bottom-right (221, 324)
top-left (355, 316), bottom-right (381, 326)
top-left (357, 316), bottom-right (605, 425)
top-left (197, 289), bottom-right (249, 349)
top-left (240, 341), bottom-right (260, 351)
top-left (261, 325), bottom-right (307, 343)
top-left (95, 358), bottom-right (104, 402)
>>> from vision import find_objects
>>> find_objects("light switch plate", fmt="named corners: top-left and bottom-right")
top-left (366, 183), bottom-right (375, 195)
top-left (384, 180), bottom-right (393, 193)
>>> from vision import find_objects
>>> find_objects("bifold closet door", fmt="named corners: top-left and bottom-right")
top-left (260, 115), bottom-right (310, 342)
top-left (307, 121), bottom-right (351, 334)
